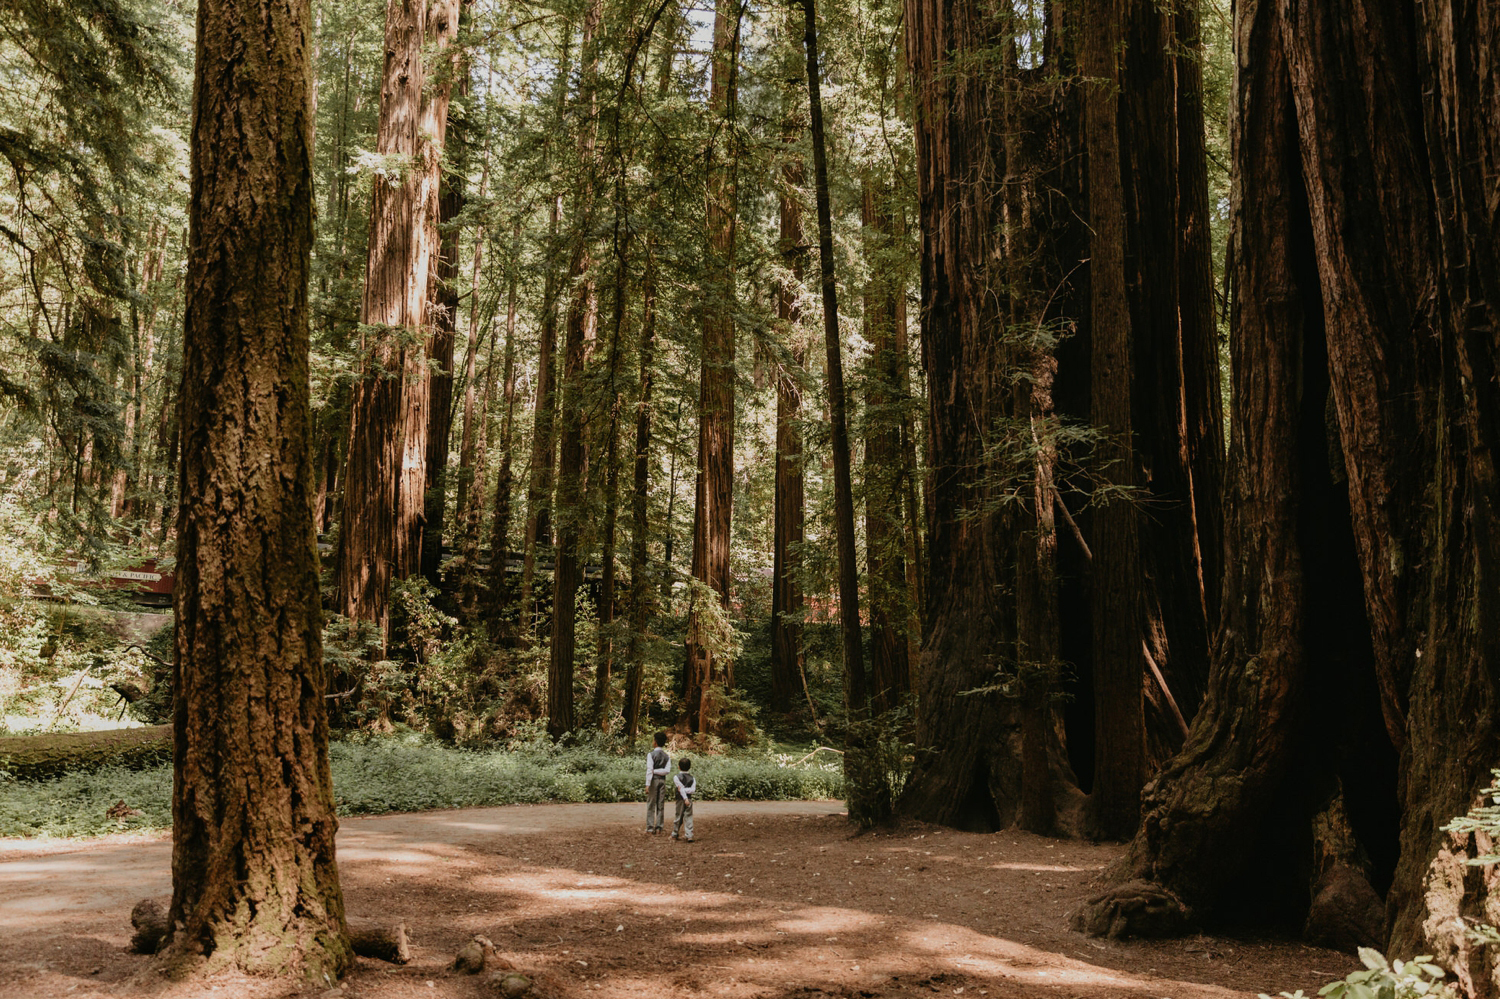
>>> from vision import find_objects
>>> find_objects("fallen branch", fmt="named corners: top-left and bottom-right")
top-left (791, 745), bottom-right (845, 767)
top-left (1050, 486), bottom-right (1092, 562)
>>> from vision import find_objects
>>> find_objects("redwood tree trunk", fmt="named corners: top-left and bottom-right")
top-left (336, 0), bottom-right (460, 645)
top-left (164, 0), bottom-right (349, 977)
top-left (896, 0), bottom-right (1027, 831)
top-left (683, 0), bottom-right (741, 733)
top-left (1077, 0), bottom-right (1500, 986)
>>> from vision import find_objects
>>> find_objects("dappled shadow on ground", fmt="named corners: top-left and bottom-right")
top-left (0, 805), bottom-right (1353, 999)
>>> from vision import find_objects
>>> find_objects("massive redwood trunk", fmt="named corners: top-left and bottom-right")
top-left (1077, 0), bottom-right (1500, 986)
top-left (897, 0), bottom-right (1222, 834)
top-left (336, 0), bottom-right (461, 645)
top-left (164, 0), bottom-right (349, 978)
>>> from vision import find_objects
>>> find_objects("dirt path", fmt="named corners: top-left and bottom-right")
top-left (0, 801), bottom-right (1352, 999)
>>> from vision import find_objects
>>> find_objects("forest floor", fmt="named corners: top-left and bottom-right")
top-left (0, 800), bottom-right (1355, 999)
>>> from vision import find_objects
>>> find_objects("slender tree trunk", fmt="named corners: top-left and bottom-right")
top-left (861, 177), bottom-right (910, 715)
top-left (480, 263), bottom-right (520, 626)
top-left (336, 0), bottom-right (461, 646)
top-left (622, 29), bottom-right (677, 740)
top-left (801, 0), bottom-right (865, 713)
top-left (163, 0), bottom-right (349, 977)
top-left (454, 64), bottom-right (496, 525)
top-left (550, 0), bottom-right (605, 738)
top-left (520, 33), bottom-right (574, 637)
top-left (683, 0), bottom-right (742, 732)
top-left (771, 144), bottom-right (807, 717)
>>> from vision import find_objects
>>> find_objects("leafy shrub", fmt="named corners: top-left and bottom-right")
top-left (0, 733), bottom-right (845, 838)
top-left (1261, 949), bottom-right (1454, 999)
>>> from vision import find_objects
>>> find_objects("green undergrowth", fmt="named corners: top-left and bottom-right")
top-left (0, 735), bottom-right (844, 838)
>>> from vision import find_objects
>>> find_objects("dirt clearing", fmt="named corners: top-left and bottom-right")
top-left (0, 800), bottom-right (1353, 999)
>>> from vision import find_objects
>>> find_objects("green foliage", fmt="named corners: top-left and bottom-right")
top-left (1260, 949), bottom-right (1454, 999)
top-left (0, 734), bottom-right (844, 838)
top-left (843, 703), bottom-right (913, 829)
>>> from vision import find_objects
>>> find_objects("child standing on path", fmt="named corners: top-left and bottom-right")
top-left (672, 758), bottom-right (696, 842)
top-left (645, 732), bottom-right (671, 833)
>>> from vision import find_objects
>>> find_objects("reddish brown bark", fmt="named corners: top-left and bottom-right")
top-left (684, 0), bottom-right (741, 732)
top-left (164, 0), bottom-right (349, 978)
top-left (336, 0), bottom-right (461, 645)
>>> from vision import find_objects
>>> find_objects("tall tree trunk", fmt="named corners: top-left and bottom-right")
top-left (771, 150), bottom-right (807, 717)
top-left (163, 0), bottom-right (349, 977)
top-left (622, 24), bottom-right (678, 739)
top-left (683, 0), bottom-right (741, 733)
top-left (422, 12), bottom-right (472, 588)
top-left (520, 33), bottom-right (574, 637)
top-left (861, 177), bottom-right (910, 715)
top-left (1077, 0), bottom-right (1500, 987)
top-left (895, 0), bottom-right (1026, 832)
top-left (454, 67), bottom-right (496, 526)
top-left (1082, 0), bottom-right (1145, 840)
top-left (803, 0), bottom-right (866, 719)
top-left (481, 260), bottom-right (520, 626)
top-left (550, 0), bottom-right (605, 738)
top-left (336, 0), bottom-right (461, 646)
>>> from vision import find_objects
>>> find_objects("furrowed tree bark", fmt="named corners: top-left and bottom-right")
top-left (337, 0), bottom-right (461, 646)
top-left (896, 0), bottom-right (1027, 832)
top-left (1076, 0), bottom-right (1500, 984)
top-left (684, 0), bottom-right (741, 733)
top-left (1082, 0), bottom-right (1145, 840)
top-left (164, 0), bottom-right (350, 978)
top-left (421, 10), bottom-right (473, 588)
top-left (1118, 0), bottom-right (1216, 764)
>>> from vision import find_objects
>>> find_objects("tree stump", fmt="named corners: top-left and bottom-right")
top-left (1069, 879), bottom-right (1192, 939)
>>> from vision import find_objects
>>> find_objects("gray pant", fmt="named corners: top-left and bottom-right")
top-left (646, 778), bottom-right (667, 831)
top-left (673, 797), bottom-right (693, 840)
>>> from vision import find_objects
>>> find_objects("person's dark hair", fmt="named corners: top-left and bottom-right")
top-left (679, 757), bottom-right (691, 771)
top-left (654, 731), bottom-right (667, 747)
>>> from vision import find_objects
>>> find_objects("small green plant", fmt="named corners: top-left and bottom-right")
top-left (1260, 949), bottom-right (1454, 999)
top-left (843, 702), bottom-right (914, 829)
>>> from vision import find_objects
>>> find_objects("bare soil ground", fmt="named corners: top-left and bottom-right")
top-left (0, 801), bottom-right (1354, 999)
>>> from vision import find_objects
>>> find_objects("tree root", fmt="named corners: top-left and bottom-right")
top-left (1068, 879), bottom-right (1193, 939)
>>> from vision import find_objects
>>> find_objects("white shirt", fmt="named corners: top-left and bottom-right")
top-left (646, 748), bottom-right (671, 789)
top-left (674, 772), bottom-right (696, 803)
